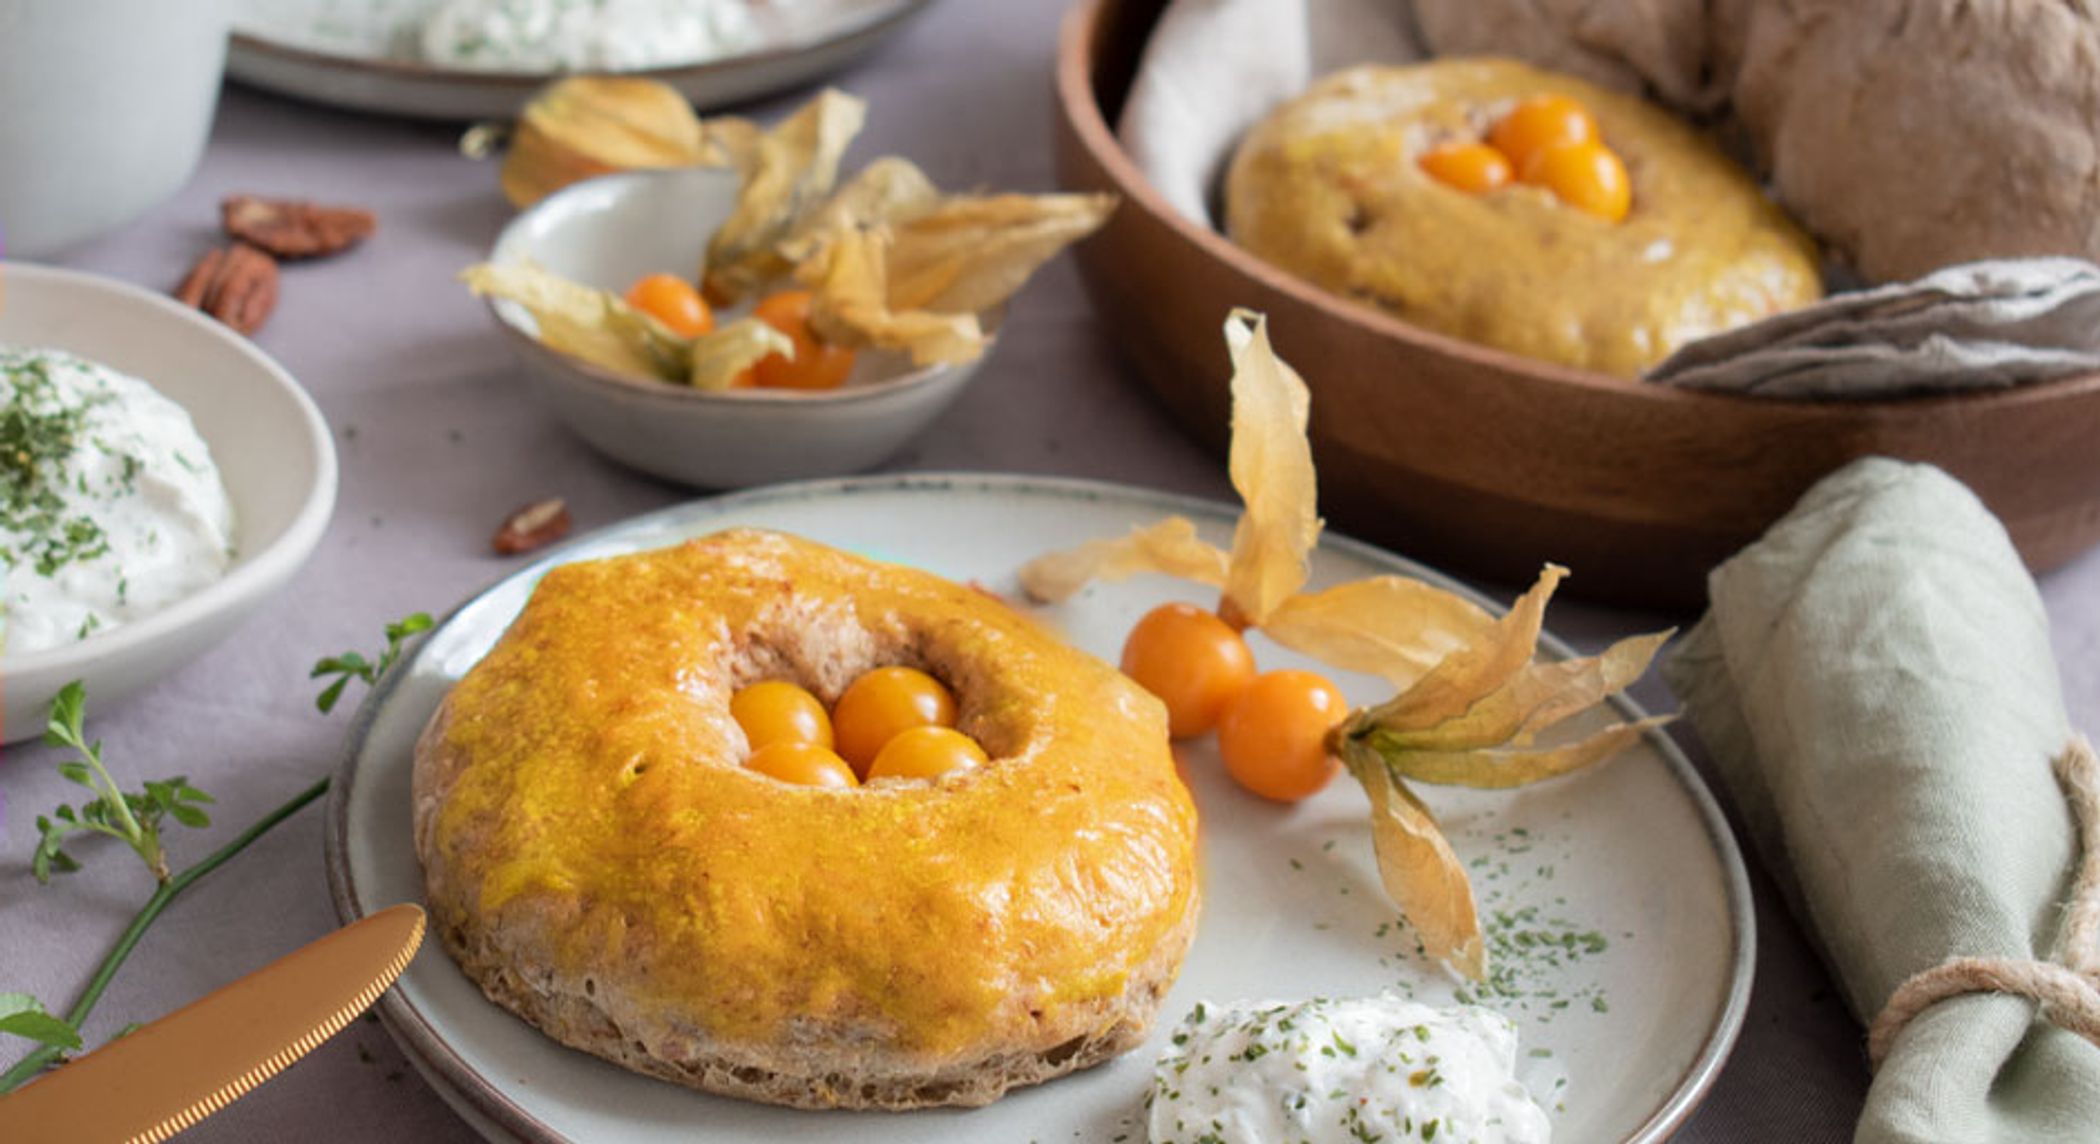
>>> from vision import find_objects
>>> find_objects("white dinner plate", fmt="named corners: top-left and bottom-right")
top-left (326, 473), bottom-right (1754, 1143)
top-left (228, 0), bottom-right (934, 121)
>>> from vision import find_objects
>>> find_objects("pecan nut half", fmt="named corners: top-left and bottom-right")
top-left (174, 244), bottom-right (279, 336)
top-left (492, 498), bottom-right (572, 556)
top-left (222, 194), bottom-right (376, 260)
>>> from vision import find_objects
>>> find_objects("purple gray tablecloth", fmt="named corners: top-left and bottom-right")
top-left (2, 2), bottom-right (2096, 1139)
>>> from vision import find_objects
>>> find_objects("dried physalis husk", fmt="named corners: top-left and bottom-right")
top-left (498, 77), bottom-right (714, 210)
top-left (776, 156), bottom-right (942, 265)
top-left (880, 193), bottom-right (1118, 315)
top-left (1019, 518), bottom-right (1231, 604)
top-left (1338, 615), bottom-right (1673, 781)
top-left (702, 89), bottom-right (868, 305)
top-left (1327, 567), bottom-right (1670, 979)
top-left (461, 261), bottom-right (688, 380)
top-left (1352, 754), bottom-right (1485, 981)
top-left (1216, 309), bottom-right (1321, 629)
top-left (1014, 311), bottom-right (1321, 628)
top-left (1261, 577), bottom-right (1499, 688)
top-left (798, 193), bottom-right (1117, 367)
top-left (686, 317), bottom-right (794, 391)
top-left (1014, 308), bottom-right (1672, 981)
top-left (798, 226), bottom-right (984, 365)
top-left (458, 261), bottom-right (790, 389)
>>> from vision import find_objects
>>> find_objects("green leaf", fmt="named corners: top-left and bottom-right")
top-left (315, 676), bottom-right (351, 715)
top-left (0, 1008), bottom-right (84, 1050)
top-left (166, 804), bottom-right (210, 830)
top-left (179, 785), bottom-right (214, 805)
top-left (311, 652), bottom-right (366, 678)
top-left (57, 762), bottom-right (92, 787)
top-left (41, 681), bottom-right (85, 747)
top-left (31, 842), bottom-right (80, 883)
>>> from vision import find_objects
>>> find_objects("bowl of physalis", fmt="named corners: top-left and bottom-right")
top-left (470, 88), bottom-right (1115, 489)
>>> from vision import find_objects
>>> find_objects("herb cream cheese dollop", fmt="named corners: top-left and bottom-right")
top-left (417, 0), bottom-right (763, 71)
top-left (1, 347), bottom-right (235, 656)
top-left (1149, 995), bottom-right (1552, 1144)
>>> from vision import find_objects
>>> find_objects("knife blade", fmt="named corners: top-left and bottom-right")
top-left (0, 903), bottom-right (424, 1144)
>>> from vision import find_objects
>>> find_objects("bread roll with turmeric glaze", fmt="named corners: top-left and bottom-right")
top-left (413, 529), bottom-right (1200, 1109)
top-left (1226, 59), bottom-right (1822, 376)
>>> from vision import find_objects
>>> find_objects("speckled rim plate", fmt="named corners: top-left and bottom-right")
top-left (226, 0), bottom-right (934, 121)
top-left (325, 473), bottom-right (1755, 1143)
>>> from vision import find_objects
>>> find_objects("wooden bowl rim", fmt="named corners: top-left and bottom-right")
top-left (1053, 0), bottom-right (2100, 421)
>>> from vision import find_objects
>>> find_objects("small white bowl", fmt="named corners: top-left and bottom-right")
top-left (0, 263), bottom-right (338, 743)
top-left (485, 166), bottom-right (989, 488)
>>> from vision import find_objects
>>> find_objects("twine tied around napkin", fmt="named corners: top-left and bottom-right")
top-left (1665, 458), bottom-right (2100, 1141)
top-left (1868, 737), bottom-right (2100, 1069)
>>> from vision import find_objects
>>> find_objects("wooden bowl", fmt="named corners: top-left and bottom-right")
top-left (1053, 0), bottom-right (2100, 608)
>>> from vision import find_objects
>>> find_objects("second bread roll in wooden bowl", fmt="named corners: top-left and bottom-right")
top-left (1054, 0), bottom-right (2100, 607)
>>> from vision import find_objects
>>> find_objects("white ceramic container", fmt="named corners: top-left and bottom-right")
top-left (0, 1), bottom-right (231, 259)
top-left (485, 167), bottom-right (990, 489)
top-left (0, 263), bottom-right (338, 743)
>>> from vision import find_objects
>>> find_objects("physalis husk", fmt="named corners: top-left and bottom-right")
top-left (1017, 309), bottom-right (1670, 981)
top-left (459, 261), bottom-right (791, 390)
top-left (497, 76), bottom-right (721, 210)
top-left (702, 89), bottom-right (869, 305)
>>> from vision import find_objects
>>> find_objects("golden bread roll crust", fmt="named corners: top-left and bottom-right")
top-left (413, 529), bottom-right (1200, 1109)
top-left (1226, 59), bottom-right (1823, 376)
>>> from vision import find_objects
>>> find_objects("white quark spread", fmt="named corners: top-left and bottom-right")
top-left (0, 348), bottom-right (236, 656)
top-left (417, 0), bottom-right (762, 70)
top-left (242, 0), bottom-right (771, 71)
top-left (1149, 996), bottom-right (1553, 1144)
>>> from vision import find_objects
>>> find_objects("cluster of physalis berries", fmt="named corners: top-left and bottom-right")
top-left (1418, 94), bottom-right (1633, 222)
top-left (729, 668), bottom-right (983, 789)
top-left (624, 274), bottom-right (857, 390)
top-left (1120, 603), bottom-right (1347, 803)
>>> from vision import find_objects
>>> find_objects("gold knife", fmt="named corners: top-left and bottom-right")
top-left (0, 903), bottom-right (425, 1143)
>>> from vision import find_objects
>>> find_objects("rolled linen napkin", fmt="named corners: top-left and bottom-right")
top-left (1665, 458), bottom-right (2100, 1142)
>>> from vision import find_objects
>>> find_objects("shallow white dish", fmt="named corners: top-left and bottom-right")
top-left (228, 0), bottom-right (933, 121)
top-left (486, 166), bottom-right (987, 489)
top-left (327, 473), bottom-right (1753, 1144)
top-left (0, 263), bottom-right (337, 743)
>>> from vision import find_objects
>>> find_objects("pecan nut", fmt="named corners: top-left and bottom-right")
top-left (222, 194), bottom-right (376, 260)
top-left (493, 498), bottom-right (572, 556)
top-left (174, 244), bottom-right (279, 336)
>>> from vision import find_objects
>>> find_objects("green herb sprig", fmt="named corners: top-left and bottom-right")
top-left (31, 683), bottom-right (214, 884)
top-left (0, 612), bottom-right (434, 1093)
top-left (311, 613), bottom-right (433, 713)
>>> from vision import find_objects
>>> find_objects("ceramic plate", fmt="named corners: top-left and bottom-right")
top-left (228, 0), bottom-right (933, 120)
top-left (327, 474), bottom-right (1753, 1143)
